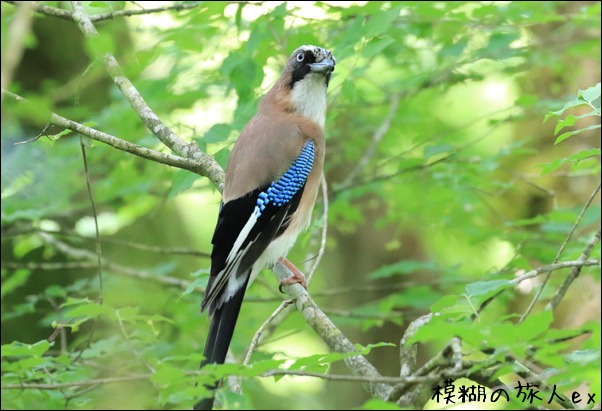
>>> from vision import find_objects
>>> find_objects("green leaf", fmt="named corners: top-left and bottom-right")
top-left (89, 1), bottom-right (110, 7)
top-left (368, 260), bottom-right (438, 279)
top-left (578, 82), bottom-right (601, 104)
top-left (199, 124), bottom-right (232, 144)
top-left (465, 280), bottom-right (511, 298)
top-left (45, 128), bottom-right (71, 142)
top-left (517, 310), bottom-right (553, 340)
top-left (181, 269), bottom-right (210, 297)
top-left (364, 5), bottom-right (402, 38)
top-left (361, 399), bottom-right (401, 410)
top-left (1, 340), bottom-right (50, 358)
top-left (424, 144), bottom-right (454, 162)
top-left (361, 37), bottom-right (395, 58)
top-left (567, 349), bottom-right (600, 365)
top-left (554, 113), bottom-right (597, 135)
top-left (168, 170), bottom-right (198, 200)
top-left (63, 300), bottom-right (116, 320)
top-left (554, 124), bottom-right (601, 144)
top-left (151, 363), bottom-right (187, 386)
top-left (1, 269), bottom-right (31, 298)
top-left (213, 147), bottom-right (231, 169)
top-left (85, 32), bottom-right (116, 59)
top-left (544, 99), bottom-right (586, 122)
top-left (484, 32), bottom-right (519, 54)
top-left (537, 148), bottom-right (601, 174)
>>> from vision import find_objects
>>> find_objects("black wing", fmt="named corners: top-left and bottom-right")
top-left (201, 140), bottom-right (315, 314)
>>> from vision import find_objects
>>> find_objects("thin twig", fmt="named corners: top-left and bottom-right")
top-left (37, 232), bottom-right (192, 289)
top-left (307, 174), bottom-right (329, 285)
top-left (235, 300), bottom-right (293, 394)
top-left (69, 2), bottom-right (225, 191)
top-left (1, 261), bottom-right (99, 270)
top-left (520, 182), bottom-right (601, 322)
top-left (510, 259), bottom-right (600, 286)
top-left (1, 374), bottom-right (150, 390)
top-left (88, 2), bottom-right (202, 22)
top-left (547, 229), bottom-right (602, 311)
top-left (261, 369), bottom-right (458, 384)
top-left (3, 89), bottom-right (206, 175)
top-left (2, 227), bottom-right (211, 258)
top-left (342, 93), bottom-right (400, 187)
top-left (476, 259), bottom-right (601, 316)
top-left (79, 137), bottom-right (103, 304)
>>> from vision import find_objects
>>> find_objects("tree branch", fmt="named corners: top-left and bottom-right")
top-left (520, 182), bottom-right (601, 322)
top-left (4, 1), bottom-right (203, 23)
top-left (1, 227), bottom-right (211, 258)
top-left (273, 262), bottom-right (394, 400)
top-left (69, 1), bottom-right (225, 191)
top-left (547, 228), bottom-right (602, 311)
top-left (234, 300), bottom-right (294, 395)
top-left (3, 1), bottom-right (74, 21)
top-left (0, 374), bottom-right (150, 390)
top-left (341, 93), bottom-right (400, 188)
top-left (307, 174), bottom-right (329, 284)
top-left (37, 232), bottom-right (192, 289)
top-left (88, 2), bottom-right (202, 22)
top-left (3, 89), bottom-right (206, 175)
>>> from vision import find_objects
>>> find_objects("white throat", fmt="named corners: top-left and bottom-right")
top-left (291, 74), bottom-right (327, 128)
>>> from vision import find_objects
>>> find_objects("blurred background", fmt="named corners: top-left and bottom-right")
top-left (2, 1), bottom-right (600, 409)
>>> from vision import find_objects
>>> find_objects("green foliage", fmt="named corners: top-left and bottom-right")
top-left (1, 1), bottom-right (600, 410)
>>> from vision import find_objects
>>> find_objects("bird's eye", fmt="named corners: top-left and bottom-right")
top-left (296, 52), bottom-right (305, 62)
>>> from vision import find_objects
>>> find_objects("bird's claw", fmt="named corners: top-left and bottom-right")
top-left (278, 272), bottom-right (308, 293)
top-left (278, 258), bottom-right (308, 293)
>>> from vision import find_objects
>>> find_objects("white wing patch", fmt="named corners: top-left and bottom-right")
top-left (225, 209), bottom-right (259, 266)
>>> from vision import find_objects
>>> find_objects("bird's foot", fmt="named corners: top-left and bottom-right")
top-left (278, 258), bottom-right (308, 293)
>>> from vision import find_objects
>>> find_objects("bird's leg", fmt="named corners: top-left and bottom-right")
top-left (278, 257), bottom-right (308, 292)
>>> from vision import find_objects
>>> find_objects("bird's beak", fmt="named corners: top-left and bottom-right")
top-left (309, 58), bottom-right (335, 73)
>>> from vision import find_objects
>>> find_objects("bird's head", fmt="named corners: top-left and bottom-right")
top-left (267, 45), bottom-right (335, 127)
top-left (287, 45), bottom-right (336, 89)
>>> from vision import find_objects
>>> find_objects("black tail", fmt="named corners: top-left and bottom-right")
top-left (194, 277), bottom-right (249, 410)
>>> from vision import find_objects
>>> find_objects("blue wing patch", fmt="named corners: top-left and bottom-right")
top-left (255, 140), bottom-right (314, 216)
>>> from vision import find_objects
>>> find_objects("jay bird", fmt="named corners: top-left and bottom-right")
top-left (196, 45), bottom-right (335, 410)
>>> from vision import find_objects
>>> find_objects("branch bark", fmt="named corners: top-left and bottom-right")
top-left (3, 89), bottom-right (205, 175)
top-left (548, 228), bottom-right (602, 311)
top-left (69, 1), bottom-right (225, 191)
top-left (273, 262), bottom-right (394, 401)
top-left (4, 1), bottom-right (203, 23)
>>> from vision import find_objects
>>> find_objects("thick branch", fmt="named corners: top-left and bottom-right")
top-left (273, 262), bottom-right (394, 400)
top-left (4, 1), bottom-right (203, 23)
top-left (70, 1), bottom-right (225, 191)
top-left (4, 1), bottom-right (74, 21)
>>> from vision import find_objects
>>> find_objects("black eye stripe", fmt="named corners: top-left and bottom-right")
top-left (288, 48), bottom-right (331, 88)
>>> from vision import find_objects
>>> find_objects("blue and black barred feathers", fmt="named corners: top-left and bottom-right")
top-left (255, 140), bottom-right (314, 216)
